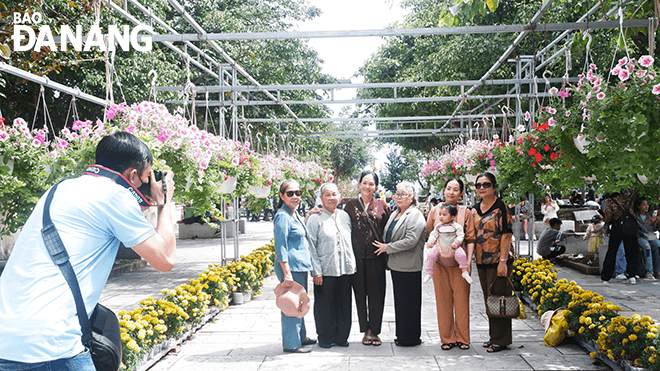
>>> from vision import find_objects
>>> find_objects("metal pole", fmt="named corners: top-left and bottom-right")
top-left (232, 69), bottom-right (240, 262)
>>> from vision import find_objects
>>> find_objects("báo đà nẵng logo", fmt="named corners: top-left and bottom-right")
top-left (11, 12), bottom-right (153, 53)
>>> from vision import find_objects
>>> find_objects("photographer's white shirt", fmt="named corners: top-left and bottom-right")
top-left (0, 175), bottom-right (155, 362)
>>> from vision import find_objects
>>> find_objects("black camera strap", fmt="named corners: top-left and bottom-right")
top-left (83, 165), bottom-right (159, 207)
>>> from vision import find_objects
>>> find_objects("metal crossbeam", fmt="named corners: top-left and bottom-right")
top-left (144, 20), bottom-right (649, 42)
top-left (156, 77), bottom-right (578, 93)
top-left (166, 93), bottom-right (551, 107)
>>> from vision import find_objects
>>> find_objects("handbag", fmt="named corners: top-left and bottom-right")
top-left (611, 198), bottom-right (638, 236)
top-left (485, 276), bottom-right (520, 319)
top-left (41, 182), bottom-right (122, 371)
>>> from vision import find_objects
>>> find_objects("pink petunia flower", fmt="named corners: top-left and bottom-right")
top-left (653, 84), bottom-right (660, 95)
top-left (639, 55), bottom-right (655, 68)
top-left (549, 87), bottom-right (558, 95)
top-left (619, 68), bottom-right (630, 81)
top-left (636, 70), bottom-right (647, 78)
top-left (558, 90), bottom-right (569, 98)
top-left (618, 57), bottom-right (628, 66)
top-left (597, 92), bottom-right (606, 100)
top-left (611, 66), bottom-right (621, 76)
top-left (565, 110), bottom-right (571, 117)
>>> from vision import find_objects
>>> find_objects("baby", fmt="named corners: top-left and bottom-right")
top-left (423, 203), bottom-right (471, 284)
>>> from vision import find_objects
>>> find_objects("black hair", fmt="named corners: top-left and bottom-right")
top-left (439, 202), bottom-right (458, 217)
top-left (475, 172), bottom-right (497, 188)
top-left (634, 197), bottom-right (647, 212)
top-left (549, 218), bottom-right (563, 228)
top-left (96, 131), bottom-right (153, 174)
top-left (430, 197), bottom-right (438, 205)
top-left (359, 170), bottom-right (379, 187)
top-left (442, 177), bottom-right (465, 193)
top-left (277, 179), bottom-right (300, 208)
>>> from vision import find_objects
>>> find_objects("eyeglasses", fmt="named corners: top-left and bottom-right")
top-left (474, 182), bottom-right (493, 189)
top-left (393, 192), bottom-right (410, 198)
top-left (285, 190), bottom-right (302, 197)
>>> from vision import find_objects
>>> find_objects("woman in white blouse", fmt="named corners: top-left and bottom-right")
top-left (541, 195), bottom-right (560, 224)
top-left (306, 183), bottom-right (357, 348)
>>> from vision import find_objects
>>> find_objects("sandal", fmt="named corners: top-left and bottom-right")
top-left (371, 335), bottom-right (382, 346)
top-left (455, 342), bottom-right (470, 350)
top-left (362, 334), bottom-right (373, 346)
top-left (441, 343), bottom-right (455, 350)
top-left (482, 341), bottom-right (491, 348)
top-left (486, 344), bottom-right (509, 353)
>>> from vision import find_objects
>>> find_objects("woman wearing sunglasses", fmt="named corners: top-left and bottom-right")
top-left (471, 172), bottom-right (514, 353)
top-left (273, 179), bottom-right (315, 353)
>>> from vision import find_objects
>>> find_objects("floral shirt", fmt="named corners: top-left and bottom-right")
top-left (472, 198), bottom-right (513, 266)
top-left (344, 197), bottom-right (390, 260)
top-left (604, 189), bottom-right (636, 225)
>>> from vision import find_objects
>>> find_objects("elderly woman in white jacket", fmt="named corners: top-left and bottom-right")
top-left (306, 183), bottom-right (357, 348)
top-left (374, 181), bottom-right (427, 347)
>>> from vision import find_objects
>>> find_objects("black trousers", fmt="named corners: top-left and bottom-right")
top-left (353, 258), bottom-right (387, 335)
top-left (601, 226), bottom-right (639, 281)
top-left (391, 270), bottom-right (422, 345)
top-left (314, 275), bottom-right (353, 345)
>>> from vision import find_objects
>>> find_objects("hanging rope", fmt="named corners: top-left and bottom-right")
top-left (63, 96), bottom-right (80, 128)
top-left (31, 85), bottom-right (55, 138)
top-left (618, 8), bottom-right (631, 61)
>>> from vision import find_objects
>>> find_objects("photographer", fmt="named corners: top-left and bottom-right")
top-left (0, 131), bottom-right (176, 370)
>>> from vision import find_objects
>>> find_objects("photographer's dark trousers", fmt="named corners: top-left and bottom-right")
top-left (601, 226), bottom-right (639, 281)
top-left (545, 244), bottom-right (566, 259)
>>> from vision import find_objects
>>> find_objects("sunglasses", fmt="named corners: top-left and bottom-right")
top-left (285, 190), bottom-right (302, 197)
top-left (474, 182), bottom-right (493, 189)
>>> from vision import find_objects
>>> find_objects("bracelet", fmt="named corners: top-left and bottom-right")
top-left (499, 258), bottom-right (507, 262)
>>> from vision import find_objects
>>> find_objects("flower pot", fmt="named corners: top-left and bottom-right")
top-left (243, 290), bottom-right (252, 302)
top-left (216, 176), bottom-right (237, 194)
top-left (248, 185), bottom-right (270, 198)
top-left (232, 291), bottom-right (244, 305)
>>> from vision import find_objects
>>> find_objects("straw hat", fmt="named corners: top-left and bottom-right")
top-left (274, 281), bottom-right (310, 318)
top-left (540, 308), bottom-right (566, 332)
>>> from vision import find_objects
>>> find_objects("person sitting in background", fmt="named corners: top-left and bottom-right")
top-left (541, 195), bottom-right (560, 224)
top-left (536, 218), bottom-right (576, 260)
top-left (569, 190), bottom-right (585, 207)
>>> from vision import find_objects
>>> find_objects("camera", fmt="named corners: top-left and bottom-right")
top-left (137, 170), bottom-right (164, 198)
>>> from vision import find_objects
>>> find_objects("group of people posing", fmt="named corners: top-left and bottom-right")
top-left (273, 170), bottom-right (515, 353)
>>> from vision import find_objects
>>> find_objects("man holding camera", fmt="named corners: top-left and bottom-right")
top-left (0, 131), bottom-right (176, 370)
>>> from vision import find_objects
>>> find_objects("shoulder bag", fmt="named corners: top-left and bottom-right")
top-left (41, 182), bottom-right (122, 371)
top-left (485, 276), bottom-right (520, 319)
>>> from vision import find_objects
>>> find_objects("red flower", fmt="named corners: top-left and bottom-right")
top-left (550, 152), bottom-right (559, 161)
top-left (527, 148), bottom-right (537, 156)
top-left (535, 153), bottom-right (543, 162)
top-left (532, 163), bottom-right (537, 167)
top-left (544, 145), bottom-right (550, 152)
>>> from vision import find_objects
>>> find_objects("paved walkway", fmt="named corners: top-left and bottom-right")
top-left (99, 220), bottom-right (660, 371)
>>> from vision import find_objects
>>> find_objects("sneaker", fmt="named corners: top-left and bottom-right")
top-left (524, 234), bottom-right (529, 240)
top-left (601, 280), bottom-right (609, 284)
top-left (646, 273), bottom-right (656, 280)
top-left (615, 274), bottom-right (627, 280)
top-left (628, 277), bottom-right (637, 285)
top-left (532, 234), bottom-right (538, 241)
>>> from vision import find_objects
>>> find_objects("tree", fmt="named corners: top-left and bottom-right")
top-left (380, 147), bottom-right (407, 193)
top-left (357, 0), bottom-right (658, 153)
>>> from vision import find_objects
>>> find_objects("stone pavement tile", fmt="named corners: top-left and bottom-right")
top-left (310, 342), bottom-right (394, 356)
top-left (148, 355), bottom-right (265, 371)
top-left (228, 342), bottom-right (287, 357)
top-left (435, 355), bottom-right (533, 370)
top-left (262, 355), bottom-right (349, 370)
top-left (471, 341), bottom-right (562, 356)
top-left (554, 339), bottom-right (594, 355)
top-left (391, 341), bottom-right (476, 356)
top-left (520, 354), bottom-right (610, 370)
top-left (350, 355), bottom-right (440, 371)
top-left (200, 331), bottom-right (281, 344)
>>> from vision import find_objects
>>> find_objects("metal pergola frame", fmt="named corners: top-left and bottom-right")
top-left (1, 0), bottom-right (655, 259)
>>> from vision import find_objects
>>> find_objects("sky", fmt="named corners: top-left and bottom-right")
top-left (293, 0), bottom-right (410, 172)
top-left (294, 0), bottom-right (409, 115)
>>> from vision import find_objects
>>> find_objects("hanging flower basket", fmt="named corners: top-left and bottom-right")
top-left (215, 176), bottom-right (237, 194)
top-left (248, 185), bottom-right (271, 198)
